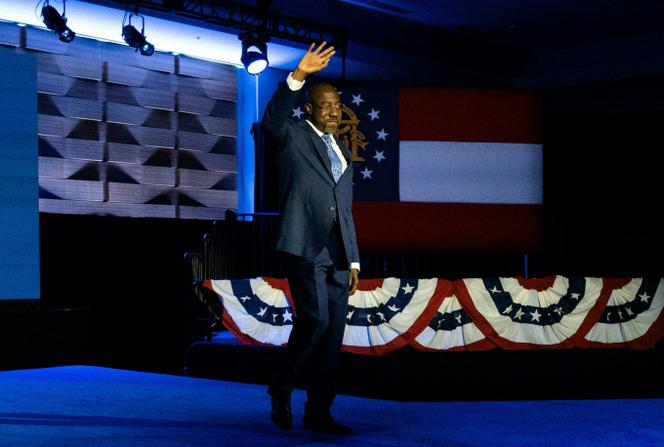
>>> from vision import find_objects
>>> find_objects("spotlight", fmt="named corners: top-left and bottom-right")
top-left (122, 25), bottom-right (154, 56)
top-left (41, 1), bottom-right (75, 43)
top-left (240, 34), bottom-right (269, 75)
top-left (122, 11), bottom-right (154, 56)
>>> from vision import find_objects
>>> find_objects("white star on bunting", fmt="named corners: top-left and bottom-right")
top-left (514, 308), bottom-right (525, 320)
top-left (402, 283), bottom-right (414, 294)
top-left (283, 309), bottom-right (293, 322)
top-left (239, 296), bottom-right (251, 302)
top-left (530, 309), bottom-right (542, 322)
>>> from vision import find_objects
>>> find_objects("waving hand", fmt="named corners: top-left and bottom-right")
top-left (292, 42), bottom-right (336, 81)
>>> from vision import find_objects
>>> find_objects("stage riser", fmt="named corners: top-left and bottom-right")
top-left (184, 342), bottom-right (664, 401)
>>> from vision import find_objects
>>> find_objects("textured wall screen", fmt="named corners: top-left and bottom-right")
top-left (1, 22), bottom-right (238, 219)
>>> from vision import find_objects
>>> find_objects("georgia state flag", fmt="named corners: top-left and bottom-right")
top-left (326, 84), bottom-right (543, 253)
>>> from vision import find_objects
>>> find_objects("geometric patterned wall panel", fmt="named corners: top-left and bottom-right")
top-left (2, 22), bottom-right (237, 219)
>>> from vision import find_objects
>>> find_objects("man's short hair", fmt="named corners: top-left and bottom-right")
top-left (305, 81), bottom-right (338, 105)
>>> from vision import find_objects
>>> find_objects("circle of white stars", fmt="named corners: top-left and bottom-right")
top-left (293, 91), bottom-right (391, 182)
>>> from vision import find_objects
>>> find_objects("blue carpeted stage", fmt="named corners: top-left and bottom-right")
top-left (1, 366), bottom-right (662, 446)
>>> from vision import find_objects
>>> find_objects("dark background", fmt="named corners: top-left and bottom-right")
top-left (2, 82), bottom-right (662, 399)
top-left (1, 0), bottom-right (663, 400)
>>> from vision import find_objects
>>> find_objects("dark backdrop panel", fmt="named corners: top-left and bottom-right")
top-left (0, 48), bottom-right (40, 300)
top-left (35, 213), bottom-right (211, 373)
top-left (252, 122), bottom-right (278, 213)
top-left (530, 109), bottom-right (664, 277)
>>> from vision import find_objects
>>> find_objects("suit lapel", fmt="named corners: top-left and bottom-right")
top-left (300, 120), bottom-right (334, 181)
top-left (334, 134), bottom-right (352, 166)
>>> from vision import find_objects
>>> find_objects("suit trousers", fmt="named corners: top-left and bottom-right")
top-left (268, 220), bottom-right (350, 411)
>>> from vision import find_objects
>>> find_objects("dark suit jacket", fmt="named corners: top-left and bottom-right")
top-left (261, 81), bottom-right (360, 267)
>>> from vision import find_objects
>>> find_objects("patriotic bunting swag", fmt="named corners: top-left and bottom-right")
top-left (203, 276), bottom-right (664, 355)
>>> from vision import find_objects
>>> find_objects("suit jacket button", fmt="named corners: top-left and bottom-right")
top-left (329, 206), bottom-right (336, 211)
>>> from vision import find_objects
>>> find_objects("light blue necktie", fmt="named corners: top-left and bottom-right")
top-left (322, 133), bottom-right (343, 182)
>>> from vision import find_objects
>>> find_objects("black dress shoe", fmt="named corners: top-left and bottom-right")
top-left (303, 409), bottom-right (353, 435)
top-left (270, 396), bottom-right (292, 430)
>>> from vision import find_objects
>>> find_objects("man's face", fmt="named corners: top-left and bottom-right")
top-left (305, 85), bottom-right (341, 134)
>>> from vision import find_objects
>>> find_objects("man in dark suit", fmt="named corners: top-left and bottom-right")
top-left (261, 42), bottom-right (360, 435)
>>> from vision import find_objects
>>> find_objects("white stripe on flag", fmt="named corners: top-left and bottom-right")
top-left (399, 141), bottom-right (543, 204)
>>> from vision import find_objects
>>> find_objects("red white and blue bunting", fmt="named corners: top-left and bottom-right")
top-left (206, 278), bottom-right (294, 346)
top-left (412, 293), bottom-right (495, 352)
top-left (203, 276), bottom-right (664, 355)
top-left (456, 276), bottom-right (608, 349)
top-left (342, 278), bottom-right (449, 355)
top-left (579, 278), bottom-right (664, 349)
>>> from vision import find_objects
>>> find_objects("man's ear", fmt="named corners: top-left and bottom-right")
top-left (304, 102), bottom-right (313, 115)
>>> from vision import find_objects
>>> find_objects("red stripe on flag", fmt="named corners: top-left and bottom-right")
top-left (399, 88), bottom-right (541, 144)
top-left (353, 202), bottom-right (542, 252)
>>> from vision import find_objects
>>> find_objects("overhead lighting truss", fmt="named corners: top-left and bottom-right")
top-left (97, 0), bottom-right (348, 59)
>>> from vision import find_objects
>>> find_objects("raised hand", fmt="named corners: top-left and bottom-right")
top-left (292, 41), bottom-right (335, 81)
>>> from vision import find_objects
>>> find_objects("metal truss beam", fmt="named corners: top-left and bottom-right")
top-left (110, 0), bottom-right (348, 52)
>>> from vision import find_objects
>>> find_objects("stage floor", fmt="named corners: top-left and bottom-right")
top-left (0, 366), bottom-right (662, 446)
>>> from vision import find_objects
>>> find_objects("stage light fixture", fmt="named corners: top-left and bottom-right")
top-left (122, 11), bottom-right (154, 56)
top-left (240, 34), bottom-right (269, 75)
top-left (41, 1), bottom-right (75, 43)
